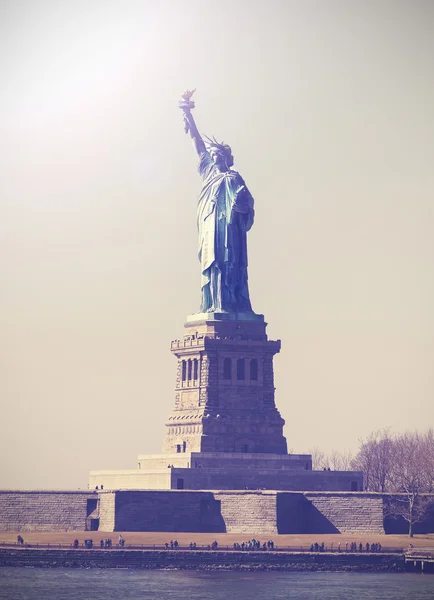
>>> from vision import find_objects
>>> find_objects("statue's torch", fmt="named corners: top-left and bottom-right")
top-left (179, 89), bottom-right (196, 134)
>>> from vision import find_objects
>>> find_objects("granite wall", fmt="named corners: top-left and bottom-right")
top-left (2, 490), bottom-right (434, 535)
top-left (215, 491), bottom-right (278, 534)
top-left (303, 493), bottom-right (385, 534)
top-left (113, 491), bottom-right (224, 533)
top-left (169, 468), bottom-right (362, 492)
top-left (94, 490), bottom-right (389, 534)
top-left (0, 491), bottom-right (98, 532)
top-left (89, 470), bottom-right (172, 491)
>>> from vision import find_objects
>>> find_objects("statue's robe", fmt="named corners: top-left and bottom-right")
top-left (197, 151), bottom-right (255, 313)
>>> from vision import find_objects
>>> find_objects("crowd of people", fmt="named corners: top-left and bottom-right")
top-left (16, 535), bottom-right (384, 554)
top-left (309, 541), bottom-right (382, 553)
top-left (164, 539), bottom-right (275, 551)
top-left (233, 539), bottom-right (275, 551)
top-left (71, 536), bottom-right (126, 549)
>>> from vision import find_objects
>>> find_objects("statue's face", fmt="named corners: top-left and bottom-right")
top-left (210, 149), bottom-right (226, 167)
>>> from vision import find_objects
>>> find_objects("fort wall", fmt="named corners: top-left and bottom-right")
top-left (1, 490), bottom-right (433, 535)
top-left (89, 470), bottom-right (172, 491)
top-left (113, 491), bottom-right (218, 533)
top-left (303, 493), bottom-right (385, 534)
top-left (0, 491), bottom-right (97, 532)
top-left (168, 468), bottom-right (362, 492)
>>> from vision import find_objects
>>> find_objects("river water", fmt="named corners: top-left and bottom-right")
top-left (0, 569), bottom-right (433, 600)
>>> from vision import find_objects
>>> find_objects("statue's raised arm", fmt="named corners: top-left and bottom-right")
top-left (179, 90), bottom-right (206, 156)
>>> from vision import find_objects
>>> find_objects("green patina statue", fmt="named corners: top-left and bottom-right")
top-left (179, 90), bottom-right (255, 314)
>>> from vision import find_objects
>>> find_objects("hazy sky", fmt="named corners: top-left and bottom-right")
top-left (1, 0), bottom-right (433, 489)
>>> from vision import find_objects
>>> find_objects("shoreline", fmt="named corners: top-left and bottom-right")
top-left (0, 548), bottom-right (409, 572)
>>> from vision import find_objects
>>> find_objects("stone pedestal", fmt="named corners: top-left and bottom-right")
top-left (88, 312), bottom-right (363, 494)
top-left (162, 312), bottom-right (287, 455)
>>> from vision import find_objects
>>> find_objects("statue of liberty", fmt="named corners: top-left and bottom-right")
top-left (179, 90), bottom-right (255, 314)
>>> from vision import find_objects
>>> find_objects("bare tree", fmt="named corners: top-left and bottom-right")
top-left (351, 429), bottom-right (394, 492)
top-left (424, 428), bottom-right (434, 493)
top-left (386, 430), bottom-right (434, 536)
top-left (309, 447), bottom-right (328, 471)
top-left (310, 428), bottom-right (434, 536)
top-left (309, 448), bottom-right (354, 471)
top-left (329, 449), bottom-right (354, 471)
top-left (385, 493), bottom-right (432, 538)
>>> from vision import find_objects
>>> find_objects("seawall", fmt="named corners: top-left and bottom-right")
top-left (0, 548), bottom-right (405, 572)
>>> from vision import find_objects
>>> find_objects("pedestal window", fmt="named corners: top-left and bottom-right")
top-left (237, 358), bottom-right (245, 380)
top-left (223, 358), bottom-right (231, 380)
top-left (250, 359), bottom-right (258, 381)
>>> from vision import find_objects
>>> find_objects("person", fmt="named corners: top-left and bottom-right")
top-left (180, 91), bottom-right (255, 314)
top-left (17, 535), bottom-right (24, 546)
top-left (73, 539), bottom-right (79, 549)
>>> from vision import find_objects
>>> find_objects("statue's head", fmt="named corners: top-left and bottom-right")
top-left (205, 136), bottom-right (234, 169)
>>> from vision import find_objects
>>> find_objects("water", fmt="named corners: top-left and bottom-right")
top-left (0, 569), bottom-right (433, 600)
